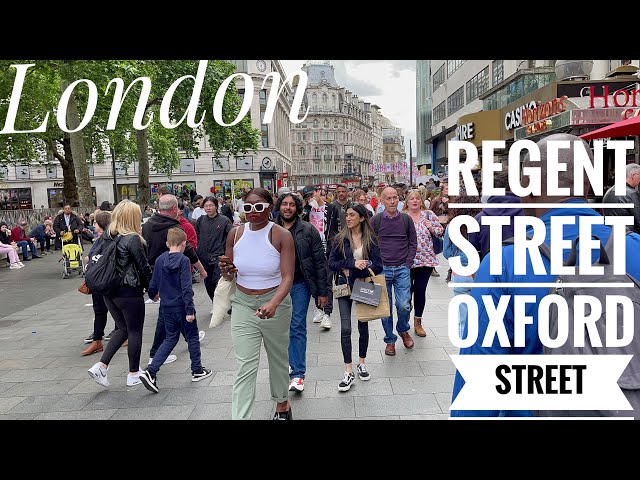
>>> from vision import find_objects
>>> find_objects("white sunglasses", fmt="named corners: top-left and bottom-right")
top-left (242, 202), bottom-right (270, 214)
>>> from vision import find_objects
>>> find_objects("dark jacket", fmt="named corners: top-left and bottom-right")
top-left (328, 237), bottom-right (384, 289)
top-left (326, 200), bottom-right (352, 245)
top-left (602, 183), bottom-right (640, 233)
top-left (278, 216), bottom-right (329, 297)
top-left (29, 224), bottom-right (46, 239)
top-left (0, 223), bottom-right (10, 244)
top-left (195, 213), bottom-right (232, 266)
top-left (471, 192), bottom-right (525, 260)
top-left (53, 212), bottom-right (82, 235)
top-left (105, 233), bottom-right (153, 290)
top-left (141, 213), bottom-right (199, 266)
top-left (220, 203), bottom-right (234, 223)
top-left (148, 251), bottom-right (195, 315)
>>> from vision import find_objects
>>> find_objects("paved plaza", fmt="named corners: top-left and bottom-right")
top-left (0, 251), bottom-right (456, 420)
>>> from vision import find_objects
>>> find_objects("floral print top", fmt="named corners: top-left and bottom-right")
top-left (410, 210), bottom-right (444, 268)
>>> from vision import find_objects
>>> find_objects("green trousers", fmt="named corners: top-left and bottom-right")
top-left (231, 288), bottom-right (292, 420)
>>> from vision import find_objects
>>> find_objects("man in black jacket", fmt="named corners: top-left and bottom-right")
top-left (53, 204), bottom-right (83, 248)
top-left (276, 192), bottom-right (329, 393)
top-left (602, 163), bottom-right (640, 233)
top-left (194, 196), bottom-right (233, 301)
top-left (142, 194), bottom-right (208, 364)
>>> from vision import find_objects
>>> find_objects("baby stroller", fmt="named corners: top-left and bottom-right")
top-left (59, 231), bottom-right (85, 279)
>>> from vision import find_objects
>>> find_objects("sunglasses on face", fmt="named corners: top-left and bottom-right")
top-left (242, 202), bottom-right (270, 214)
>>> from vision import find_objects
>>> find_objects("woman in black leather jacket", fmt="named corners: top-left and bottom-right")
top-left (88, 200), bottom-right (152, 388)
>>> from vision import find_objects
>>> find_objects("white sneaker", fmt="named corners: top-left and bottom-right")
top-left (9, 263), bottom-right (21, 269)
top-left (88, 362), bottom-right (109, 387)
top-left (148, 354), bottom-right (177, 365)
top-left (289, 377), bottom-right (304, 392)
top-left (320, 314), bottom-right (332, 330)
top-left (144, 298), bottom-right (160, 304)
top-left (126, 369), bottom-right (144, 386)
top-left (199, 331), bottom-right (205, 342)
top-left (312, 308), bottom-right (324, 323)
top-left (18, 262), bottom-right (25, 267)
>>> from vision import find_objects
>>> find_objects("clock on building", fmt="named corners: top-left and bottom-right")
top-left (256, 60), bottom-right (267, 72)
top-left (261, 157), bottom-right (273, 169)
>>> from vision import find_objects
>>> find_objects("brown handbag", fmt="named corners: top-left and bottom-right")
top-left (78, 281), bottom-right (92, 295)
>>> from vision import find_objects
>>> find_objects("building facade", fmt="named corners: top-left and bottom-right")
top-left (290, 61), bottom-right (373, 189)
top-left (0, 60), bottom-right (294, 211)
top-left (416, 60), bottom-right (433, 174)
top-left (422, 59), bottom-right (640, 177)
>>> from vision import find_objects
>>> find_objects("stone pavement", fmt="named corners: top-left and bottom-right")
top-left (0, 251), bottom-right (456, 420)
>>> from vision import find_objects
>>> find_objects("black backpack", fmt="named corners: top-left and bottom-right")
top-left (504, 231), bottom-right (640, 418)
top-left (85, 235), bottom-right (123, 296)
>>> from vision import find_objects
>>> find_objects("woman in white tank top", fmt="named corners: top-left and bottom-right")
top-left (219, 188), bottom-right (295, 420)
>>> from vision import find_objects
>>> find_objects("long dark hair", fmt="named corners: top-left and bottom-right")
top-left (333, 203), bottom-right (377, 260)
top-left (447, 193), bottom-right (481, 239)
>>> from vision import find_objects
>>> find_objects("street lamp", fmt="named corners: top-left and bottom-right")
top-left (110, 146), bottom-right (118, 204)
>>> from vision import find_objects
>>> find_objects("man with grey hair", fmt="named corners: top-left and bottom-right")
top-left (450, 133), bottom-right (640, 417)
top-left (602, 162), bottom-right (640, 233)
top-left (142, 194), bottom-right (208, 365)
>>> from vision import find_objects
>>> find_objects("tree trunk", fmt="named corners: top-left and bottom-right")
top-left (60, 136), bottom-right (78, 204)
top-left (49, 136), bottom-right (78, 206)
top-left (61, 78), bottom-right (93, 209)
top-left (136, 129), bottom-right (150, 206)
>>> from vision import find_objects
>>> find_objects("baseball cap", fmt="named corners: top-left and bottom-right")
top-left (277, 186), bottom-right (292, 196)
top-left (302, 185), bottom-right (317, 197)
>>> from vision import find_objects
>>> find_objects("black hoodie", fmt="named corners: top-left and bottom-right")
top-left (141, 213), bottom-right (199, 266)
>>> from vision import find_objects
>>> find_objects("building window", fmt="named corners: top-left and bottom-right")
top-left (302, 132), bottom-right (306, 141)
top-left (492, 60), bottom-right (504, 86)
top-left (46, 187), bottom-right (96, 209)
top-left (314, 148), bottom-right (320, 159)
top-left (466, 67), bottom-right (490, 103)
top-left (46, 165), bottom-right (57, 179)
top-left (313, 132), bottom-right (319, 142)
top-left (119, 184), bottom-right (139, 201)
top-left (333, 120), bottom-right (338, 128)
top-left (236, 156), bottom-right (253, 171)
top-left (433, 101), bottom-right (446, 124)
top-left (212, 156), bottom-right (230, 171)
top-left (323, 132), bottom-right (329, 141)
top-left (299, 147), bottom-right (305, 157)
top-left (312, 93), bottom-right (317, 105)
top-left (180, 158), bottom-right (195, 173)
top-left (260, 91), bottom-right (269, 147)
top-left (447, 86), bottom-right (465, 116)
top-left (0, 188), bottom-right (33, 210)
top-left (324, 120), bottom-right (329, 128)
top-left (15, 165), bottom-right (30, 179)
top-left (313, 119), bottom-right (319, 128)
top-left (322, 94), bottom-right (327, 104)
top-left (446, 60), bottom-right (465, 77)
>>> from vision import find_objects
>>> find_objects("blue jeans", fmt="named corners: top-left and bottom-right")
top-left (17, 240), bottom-right (37, 259)
top-left (451, 274), bottom-right (474, 339)
top-left (149, 307), bottom-right (166, 358)
top-left (289, 281), bottom-right (311, 379)
top-left (148, 308), bottom-right (202, 375)
top-left (381, 266), bottom-right (412, 344)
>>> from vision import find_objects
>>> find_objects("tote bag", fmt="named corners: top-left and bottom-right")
top-left (210, 277), bottom-right (236, 328)
top-left (354, 269), bottom-right (390, 322)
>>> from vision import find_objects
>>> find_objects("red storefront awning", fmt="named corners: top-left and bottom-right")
top-left (581, 113), bottom-right (640, 140)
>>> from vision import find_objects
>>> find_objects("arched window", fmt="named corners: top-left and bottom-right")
top-left (334, 120), bottom-right (338, 128)
top-left (312, 93), bottom-right (317, 105)
top-left (300, 147), bottom-right (305, 156)
top-left (313, 119), bottom-right (319, 128)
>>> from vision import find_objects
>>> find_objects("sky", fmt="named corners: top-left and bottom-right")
top-left (280, 60), bottom-right (416, 160)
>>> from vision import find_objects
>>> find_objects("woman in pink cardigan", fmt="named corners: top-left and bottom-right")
top-left (0, 222), bottom-right (24, 269)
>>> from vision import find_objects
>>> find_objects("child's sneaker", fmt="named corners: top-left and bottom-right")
top-left (357, 363), bottom-right (371, 381)
top-left (88, 362), bottom-right (109, 387)
top-left (191, 368), bottom-right (213, 382)
top-left (139, 369), bottom-right (159, 393)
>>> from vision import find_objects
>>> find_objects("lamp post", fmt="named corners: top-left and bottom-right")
top-left (409, 139), bottom-right (413, 186)
top-left (110, 146), bottom-right (118, 205)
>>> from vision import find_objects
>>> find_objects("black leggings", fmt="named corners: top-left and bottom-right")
top-left (410, 266), bottom-right (433, 318)
top-left (338, 297), bottom-right (369, 364)
top-left (91, 292), bottom-right (108, 341)
top-left (101, 291), bottom-right (145, 372)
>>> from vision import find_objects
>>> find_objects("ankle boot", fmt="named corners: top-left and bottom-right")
top-left (81, 340), bottom-right (103, 356)
top-left (414, 318), bottom-right (426, 337)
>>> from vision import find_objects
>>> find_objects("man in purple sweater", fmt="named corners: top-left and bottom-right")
top-left (371, 187), bottom-right (417, 356)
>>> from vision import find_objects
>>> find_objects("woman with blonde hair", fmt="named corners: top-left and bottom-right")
top-left (402, 189), bottom-right (443, 337)
top-left (88, 200), bottom-right (153, 388)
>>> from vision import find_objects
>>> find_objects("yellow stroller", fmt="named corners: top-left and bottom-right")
top-left (59, 231), bottom-right (85, 279)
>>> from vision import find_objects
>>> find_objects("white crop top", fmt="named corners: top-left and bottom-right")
top-left (234, 222), bottom-right (282, 289)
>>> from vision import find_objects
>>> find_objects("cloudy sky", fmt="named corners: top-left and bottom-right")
top-left (280, 60), bottom-right (416, 160)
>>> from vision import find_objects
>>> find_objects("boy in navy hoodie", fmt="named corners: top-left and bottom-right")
top-left (140, 228), bottom-right (212, 393)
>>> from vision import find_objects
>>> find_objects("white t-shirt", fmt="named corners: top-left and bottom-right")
top-left (191, 207), bottom-right (205, 220)
top-left (308, 204), bottom-right (326, 246)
